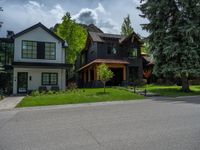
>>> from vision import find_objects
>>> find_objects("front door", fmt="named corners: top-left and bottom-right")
top-left (17, 72), bottom-right (28, 93)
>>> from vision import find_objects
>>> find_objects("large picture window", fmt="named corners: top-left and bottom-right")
top-left (22, 41), bottom-right (37, 59)
top-left (42, 73), bottom-right (58, 85)
top-left (45, 42), bottom-right (56, 60)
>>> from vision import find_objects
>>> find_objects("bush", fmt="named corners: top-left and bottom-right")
top-left (46, 90), bottom-right (54, 95)
top-left (31, 90), bottom-right (40, 96)
top-left (51, 85), bottom-right (59, 91)
top-left (38, 86), bottom-right (47, 93)
top-left (68, 82), bottom-right (77, 90)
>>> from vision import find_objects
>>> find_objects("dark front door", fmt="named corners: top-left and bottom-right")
top-left (107, 68), bottom-right (123, 86)
top-left (17, 72), bottom-right (28, 93)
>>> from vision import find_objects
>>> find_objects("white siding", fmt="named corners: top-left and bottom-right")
top-left (14, 27), bottom-right (65, 63)
top-left (13, 68), bottom-right (66, 94)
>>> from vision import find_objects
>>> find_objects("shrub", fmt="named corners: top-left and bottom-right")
top-left (46, 90), bottom-right (54, 95)
top-left (51, 85), bottom-right (59, 91)
top-left (31, 90), bottom-right (40, 96)
top-left (38, 86), bottom-right (47, 93)
top-left (68, 82), bottom-right (78, 90)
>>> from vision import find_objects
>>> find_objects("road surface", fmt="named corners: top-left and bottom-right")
top-left (0, 96), bottom-right (200, 150)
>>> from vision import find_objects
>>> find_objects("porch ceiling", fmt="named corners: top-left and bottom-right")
top-left (78, 59), bottom-right (129, 71)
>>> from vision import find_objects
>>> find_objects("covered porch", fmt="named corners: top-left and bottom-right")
top-left (78, 59), bottom-right (129, 87)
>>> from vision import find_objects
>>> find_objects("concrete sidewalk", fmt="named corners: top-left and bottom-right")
top-left (0, 96), bottom-right (24, 111)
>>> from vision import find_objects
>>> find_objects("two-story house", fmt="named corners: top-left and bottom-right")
top-left (76, 31), bottom-right (143, 87)
top-left (12, 23), bottom-right (70, 94)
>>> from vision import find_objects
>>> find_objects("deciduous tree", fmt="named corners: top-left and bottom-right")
top-left (97, 64), bottom-right (114, 93)
top-left (56, 12), bottom-right (88, 64)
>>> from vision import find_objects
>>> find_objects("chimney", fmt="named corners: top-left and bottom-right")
top-left (7, 30), bottom-right (14, 38)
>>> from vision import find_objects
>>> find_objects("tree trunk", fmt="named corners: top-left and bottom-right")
top-left (181, 75), bottom-right (190, 92)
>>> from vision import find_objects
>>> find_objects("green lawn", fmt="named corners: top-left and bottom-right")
top-left (17, 88), bottom-right (144, 107)
top-left (141, 85), bottom-right (200, 97)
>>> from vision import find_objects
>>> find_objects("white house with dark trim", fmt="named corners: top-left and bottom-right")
top-left (12, 22), bottom-right (70, 94)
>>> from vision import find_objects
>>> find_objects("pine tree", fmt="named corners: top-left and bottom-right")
top-left (138, 0), bottom-right (200, 92)
top-left (121, 14), bottom-right (134, 36)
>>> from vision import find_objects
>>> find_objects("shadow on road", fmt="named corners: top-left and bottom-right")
top-left (150, 96), bottom-right (200, 105)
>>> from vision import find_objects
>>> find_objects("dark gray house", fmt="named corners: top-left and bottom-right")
top-left (76, 31), bottom-right (143, 87)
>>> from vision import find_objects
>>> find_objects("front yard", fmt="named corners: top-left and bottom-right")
top-left (17, 88), bottom-right (144, 107)
top-left (141, 85), bottom-right (200, 97)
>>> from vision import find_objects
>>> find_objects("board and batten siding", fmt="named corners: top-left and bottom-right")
top-left (14, 27), bottom-right (65, 64)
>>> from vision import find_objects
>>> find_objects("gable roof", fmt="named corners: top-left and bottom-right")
top-left (119, 32), bottom-right (143, 44)
top-left (14, 22), bottom-right (65, 44)
top-left (89, 32), bottom-right (125, 42)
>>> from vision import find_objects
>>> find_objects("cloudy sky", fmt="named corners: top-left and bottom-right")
top-left (0, 0), bottom-right (148, 37)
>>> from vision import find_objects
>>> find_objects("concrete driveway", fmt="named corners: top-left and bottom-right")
top-left (0, 96), bottom-right (200, 150)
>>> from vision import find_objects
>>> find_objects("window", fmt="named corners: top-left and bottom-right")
top-left (22, 41), bottom-right (56, 60)
top-left (45, 43), bottom-right (56, 60)
top-left (0, 52), bottom-right (5, 65)
top-left (81, 53), bottom-right (86, 65)
top-left (22, 41), bottom-right (37, 59)
top-left (107, 43), bottom-right (117, 55)
top-left (42, 73), bottom-right (58, 85)
top-left (129, 48), bottom-right (138, 57)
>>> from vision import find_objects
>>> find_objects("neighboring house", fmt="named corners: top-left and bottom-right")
top-left (0, 32), bottom-right (14, 72)
top-left (76, 31), bottom-right (143, 87)
top-left (142, 52), bottom-right (154, 84)
top-left (0, 32), bottom-right (14, 94)
top-left (12, 22), bottom-right (70, 94)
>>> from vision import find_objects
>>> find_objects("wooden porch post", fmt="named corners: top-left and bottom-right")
top-left (123, 66), bottom-right (126, 80)
top-left (83, 70), bottom-right (87, 82)
top-left (88, 68), bottom-right (91, 82)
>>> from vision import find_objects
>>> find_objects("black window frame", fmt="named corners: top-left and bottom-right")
top-left (22, 40), bottom-right (56, 60)
top-left (41, 73), bottom-right (58, 85)
top-left (22, 40), bottom-right (37, 59)
top-left (107, 43), bottom-right (117, 55)
top-left (129, 47), bottom-right (138, 58)
top-left (45, 42), bottom-right (56, 60)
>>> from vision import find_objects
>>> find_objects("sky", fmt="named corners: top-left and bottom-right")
top-left (0, 0), bottom-right (148, 37)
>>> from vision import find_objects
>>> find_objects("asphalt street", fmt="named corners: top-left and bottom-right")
top-left (0, 96), bottom-right (200, 150)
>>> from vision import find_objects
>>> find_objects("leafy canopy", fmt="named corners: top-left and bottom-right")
top-left (98, 64), bottom-right (114, 82)
top-left (121, 14), bottom-right (134, 36)
top-left (56, 12), bottom-right (88, 64)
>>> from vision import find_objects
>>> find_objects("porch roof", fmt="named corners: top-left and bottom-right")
top-left (78, 59), bottom-right (129, 71)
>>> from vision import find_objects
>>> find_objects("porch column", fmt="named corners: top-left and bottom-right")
top-left (94, 66), bottom-right (97, 81)
top-left (123, 66), bottom-right (126, 80)
top-left (88, 68), bottom-right (91, 82)
top-left (83, 70), bottom-right (87, 82)
top-left (96, 64), bottom-right (99, 80)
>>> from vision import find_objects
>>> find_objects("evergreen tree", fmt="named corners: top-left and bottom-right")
top-left (121, 14), bottom-right (134, 36)
top-left (138, 0), bottom-right (200, 92)
top-left (56, 12), bottom-right (88, 64)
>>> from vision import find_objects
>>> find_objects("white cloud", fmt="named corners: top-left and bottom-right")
top-left (73, 3), bottom-right (120, 34)
top-left (28, 1), bottom-right (41, 8)
top-left (0, 1), bottom-right (65, 36)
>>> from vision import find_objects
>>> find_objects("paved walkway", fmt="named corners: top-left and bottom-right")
top-left (0, 96), bottom-right (24, 110)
